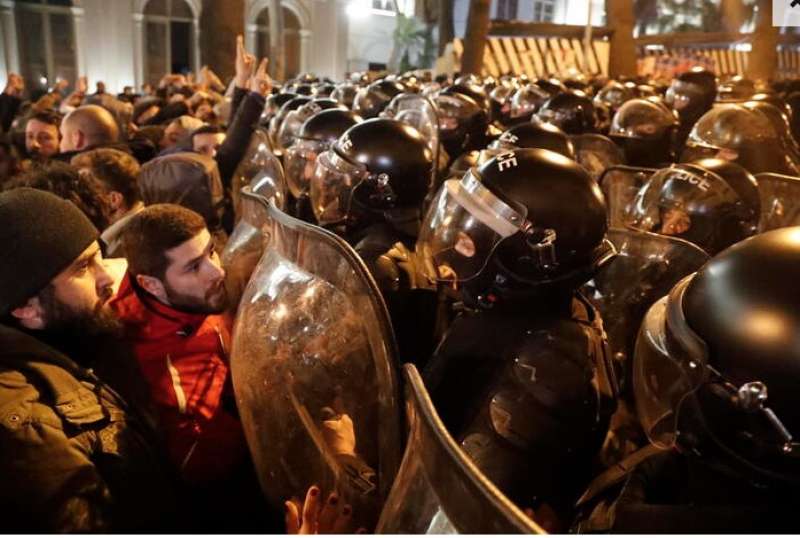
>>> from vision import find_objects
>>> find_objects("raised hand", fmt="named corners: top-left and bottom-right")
top-left (285, 486), bottom-right (357, 534)
top-left (235, 34), bottom-right (256, 88)
top-left (249, 57), bottom-right (272, 96)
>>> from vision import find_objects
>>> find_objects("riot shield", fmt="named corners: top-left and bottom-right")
top-left (571, 134), bottom-right (626, 181)
top-left (221, 187), bottom-right (273, 310)
top-left (230, 197), bottom-right (403, 531)
top-left (376, 364), bottom-right (544, 534)
top-left (756, 173), bottom-right (800, 232)
top-left (230, 128), bottom-right (287, 222)
top-left (382, 93), bottom-right (440, 185)
top-left (598, 165), bottom-right (657, 228)
top-left (581, 228), bottom-right (709, 391)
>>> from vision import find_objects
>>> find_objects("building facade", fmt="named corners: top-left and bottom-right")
top-left (0, 0), bottom-right (601, 94)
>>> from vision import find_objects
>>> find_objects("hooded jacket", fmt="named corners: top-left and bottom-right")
top-left (110, 274), bottom-right (247, 485)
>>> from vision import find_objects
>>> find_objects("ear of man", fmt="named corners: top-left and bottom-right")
top-left (135, 273), bottom-right (169, 304)
top-left (11, 296), bottom-right (46, 330)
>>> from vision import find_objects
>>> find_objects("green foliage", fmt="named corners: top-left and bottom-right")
top-left (392, 13), bottom-right (436, 71)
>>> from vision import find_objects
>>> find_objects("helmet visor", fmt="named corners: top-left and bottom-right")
top-left (285, 138), bottom-right (327, 198)
top-left (309, 149), bottom-right (367, 225)
top-left (633, 296), bottom-right (703, 449)
top-left (416, 170), bottom-right (529, 282)
top-left (625, 165), bottom-right (739, 237)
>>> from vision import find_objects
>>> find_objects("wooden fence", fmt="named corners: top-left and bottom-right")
top-left (451, 23), bottom-right (800, 79)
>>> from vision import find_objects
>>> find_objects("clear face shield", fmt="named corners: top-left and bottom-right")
top-left (434, 94), bottom-right (474, 136)
top-left (285, 138), bottom-right (328, 199)
top-left (510, 84), bottom-right (548, 119)
top-left (625, 165), bottom-right (738, 238)
top-left (310, 150), bottom-right (398, 226)
top-left (382, 94), bottom-right (440, 177)
top-left (416, 169), bottom-right (557, 284)
top-left (634, 286), bottom-right (798, 457)
top-left (277, 103), bottom-right (322, 151)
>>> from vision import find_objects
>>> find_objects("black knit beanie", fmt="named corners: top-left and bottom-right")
top-left (0, 188), bottom-right (98, 316)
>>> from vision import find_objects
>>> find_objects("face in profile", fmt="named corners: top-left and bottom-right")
top-left (193, 132), bottom-right (226, 158)
top-left (660, 207), bottom-right (691, 236)
top-left (162, 228), bottom-right (228, 314)
top-left (15, 241), bottom-right (122, 336)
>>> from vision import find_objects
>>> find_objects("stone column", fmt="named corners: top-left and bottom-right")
top-left (245, 22), bottom-right (258, 54)
top-left (0, 0), bottom-right (20, 74)
top-left (747, 0), bottom-right (778, 82)
top-left (299, 28), bottom-right (312, 73)
top-left (133, 12), bottom-right (145, 88)
top-left (71, 6), bottom-right (87, 76)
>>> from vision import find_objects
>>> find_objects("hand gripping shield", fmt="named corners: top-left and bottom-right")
top-left (581, 228), bottom-right (709, 389)
top-left (376, 364), bottom-right (544, 534)
top-left (230, 198), bottom-right (403, 530)
top-left (756, 173), bottom-right (800, 232)
top-left (229, 128), bottom-right (287, 222)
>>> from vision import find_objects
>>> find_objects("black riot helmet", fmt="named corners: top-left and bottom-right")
top-left (312, 83), bottom-right (337, 98)
top-left (289, 83), bottom-right (314, 96)
top-left (536, 91), bottom-right (598, 135)
top-left (594, 80), bottom-right (636, 116)
top-left (634, 227), bottom-right (800, 486)
top-left (716, 75), bottom-right (756, 102)
top-left (681, 103), bottom-right (799, 175)
top-left (535, 78), bottom-right (567, 97)
top-left (276, 98), bottom-right (345, 151)
top-left (609, 98), bottom-right (679, 167)
top-left (269, 95), bottom-right (311, 148)
top-left (353, 79), bottom-right (406, 119)
top-left (418, 148), bottom-right (614, 293)
top-left (262, 92), bottom-right (298, 126)
top-left (742, 99), bottom-right (800, 162)
top-left (508, 83), bottom-right (551, 122)
top-left (443, 83), bottom-right (490, 112)
top-left (486, 119), bottom-right (575, 159)
top-left (310, 118), bottom-right (433, 229)
top-left (331, 82), bottom-right (359, 109)
top-left (625, 158), bottom-right (760, 255)
top-left (284, 109), bottom-right (363, 198)
top-left (434, 90), bottom-right (489, 160)
top-left (666, 68), bottom-right (717, 132)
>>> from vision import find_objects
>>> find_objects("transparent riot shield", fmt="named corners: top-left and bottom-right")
top-left (581, 228), bottom-right (709, 390)
top-left (599, 165), bottom-right (657, 228)
top-left (221, 187), bottom-right (274, 310)
top-left (571, 133), bottom-right (626, 181)
top-left (230, 128), bottom-right (287, 222)
top-left (376, 364), bottom-right (544, 534)
top-left (382, 93), bottom-right (440, 185)
top-left (756, 173), bottom-right (800, 232)
top-left (230, 197), bottom-right (403, 531)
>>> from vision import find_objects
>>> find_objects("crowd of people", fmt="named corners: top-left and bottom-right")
top-left (1, 30), bottom-right (800, 533)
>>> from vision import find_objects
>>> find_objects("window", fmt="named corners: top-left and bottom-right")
top-left (15, 0), bottom-right (77, 95)
top-left (143, 0), bottom-right (195, 85)
top-left (369, 0), bottom-right (414, 16)
top-left (254, 6), bottom-right (302, 79)
top-left (532, 0), bottom-right (554, 22)
top-left (496, 0), bottom-right (518, 20)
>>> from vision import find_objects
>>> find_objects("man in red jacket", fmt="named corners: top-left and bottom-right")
top-left (111, 203), bottom-right (271, 530)
top-left (112, 203), bottom-right (244, 481)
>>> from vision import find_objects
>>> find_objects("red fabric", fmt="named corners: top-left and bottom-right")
top-left (111, 273), bottom-right (247, 484)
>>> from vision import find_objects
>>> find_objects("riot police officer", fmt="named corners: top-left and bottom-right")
top-left (420, 148), bottom-right (618, 530)
top-left (575, 227), bottom-right (800, 532)
top-left (665, 68), bottom-right (717, 148)
top-left (536, 91), bottom-right (598, 135)
top-left (609, 98), bottom-right (679, 167)
top-left (353, 79), bottom-right (406, 119)
top-left (310, 118), bottom-right (440, 365)
top-left (625, 158), bottom-right (760, 255)
top-left (284, 108), bottom-right (363, 221)
top-left (434, 87), bottom-right (490, 165)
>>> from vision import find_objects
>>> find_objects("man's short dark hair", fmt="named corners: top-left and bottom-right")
top-left (190, 124), bottom-right (223, 143)
top-left (122, 204), bottom-right (206, 280)
top-left (71, 148), bottom-right (141, 208)
top-left (6, 161), bottom-right (111, 231)
top-left (27, 110), bottom-right (62, 128)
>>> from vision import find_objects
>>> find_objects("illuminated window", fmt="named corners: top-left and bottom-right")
top-left (143, 0), bottom-right (195, 85)
top-left (15, 0), bottom-right (77, 95)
